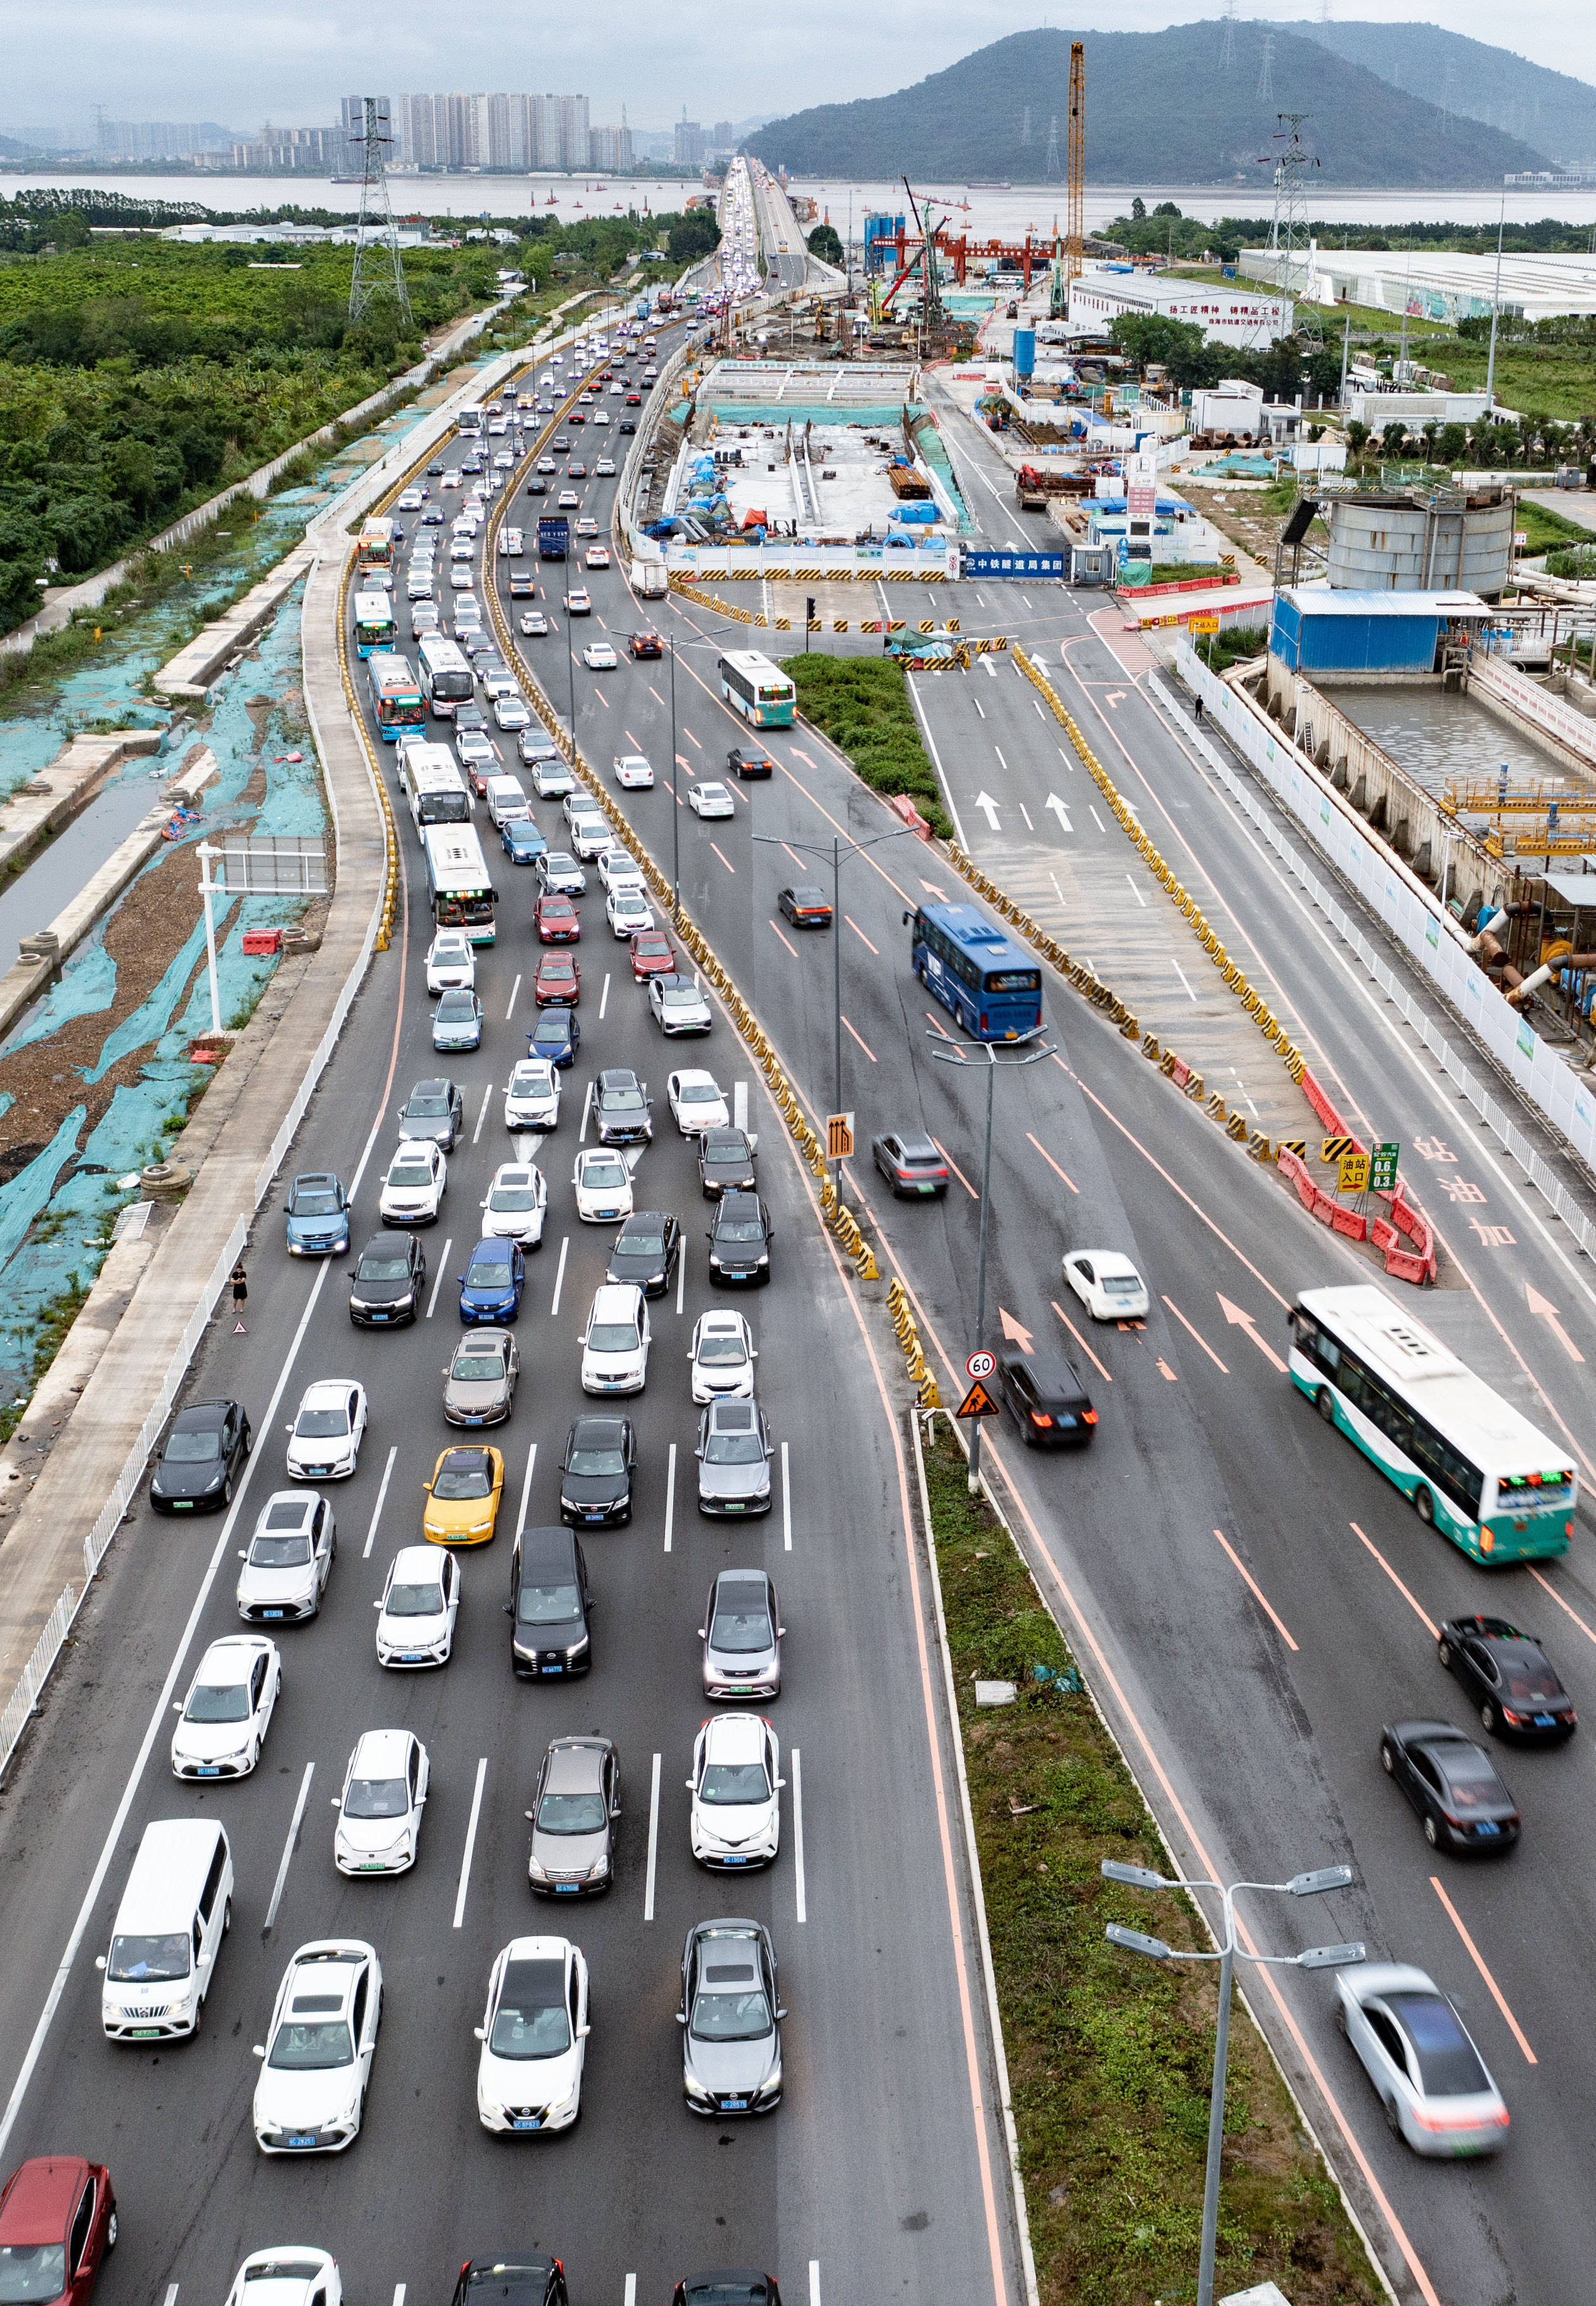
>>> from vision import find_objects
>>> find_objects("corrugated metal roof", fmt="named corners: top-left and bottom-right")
top-left (1281, 588), bottom-right (1492, 618)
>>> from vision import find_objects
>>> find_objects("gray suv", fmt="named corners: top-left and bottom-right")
top-left (526, 1735), bottom-right (620, 1895)
top-left (695, 1399), bottom-right (772, 1517)
top-left (678, 1917), bottom-right (785, 2117)
top-left (700, 1569), bottom-right (782, 1699)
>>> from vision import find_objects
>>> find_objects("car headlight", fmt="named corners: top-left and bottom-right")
top-left (586, 1853), bottom-right (609, 1879)
top-left (754, 2067), bottom-right (782, 2101)
top-left (684, 2076), bottom-right (713, 2102)
top-left (757, 1253), bottom-right (770, 1266)
top-left (564, 1636), bottom-right (590, 1659)
top-left (528, 1856), bottom-right (549, 1881)
top-left (709, 1254), bottom-right (722, 1268)
top-left (204, 1469), bottom-right (224, 1491)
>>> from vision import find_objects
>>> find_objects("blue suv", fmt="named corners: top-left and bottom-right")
top-left (284, 1171), bottom-right (350, 1255)
top-left (459, 1235), bottom-right (525, 1325)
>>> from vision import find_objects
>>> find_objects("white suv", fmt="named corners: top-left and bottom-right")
top-left (580, 1284), bottom-right (650, 1394)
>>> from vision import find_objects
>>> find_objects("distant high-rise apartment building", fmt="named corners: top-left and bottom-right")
top-left (711, 121), bottom-right (735, 150)
top-left (674, 117), bottom-right (704, 167)
top-left (97, 118), bottom-right (234, 160)
top-left (588, 125), bottom-right (633, 172)
top-left (386, 91), bottom-right (593, 170)
top-left (339, 94), bottom-right (393, 172)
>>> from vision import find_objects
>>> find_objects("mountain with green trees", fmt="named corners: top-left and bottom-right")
top-left (1294, 23), bottom-right (1596, 171)
top-left (749, 23), bottom-right (1554, 184)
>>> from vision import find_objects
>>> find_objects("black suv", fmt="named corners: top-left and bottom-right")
top-left (606, 1210), bottom-right (681, 1297)
top-left (509, 1525), bottom-right (594, 1676)
top-left (348, 1233), bottom-right (426, 1328)
top-left (698, 1126), bottom-right (757, 1199)
top-left (707, 1191), bottom-right (774, 1286)
top-left (451, 2263), bottom-right (568, 2306)
top-left (559, 1415), bottom-right (636, 1526)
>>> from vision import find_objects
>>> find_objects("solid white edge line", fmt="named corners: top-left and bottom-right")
top-left (506, 974), bottom-right (521, 1021)
top-left (643, 1752), bottom-right (661, 1921)
top-left (781, 1439), bottom-right (792, 1553)
top-left (599, 971), bottom-right (611, 1020)
top-left (0, 1256), bottom-right (333, 2167)
top-left (472, 1081), bottom-right (493, 1144)
top-left (623, 2283), bottom-right (635, 2306)
top-left (393, 2286), bottom-right (406, 2306)
top-left (904, 673), bottom-right (968, 851)
top-left (808, 2264), bottom-right (820, 2306)
top-left (517, 1441), bottom-right (538, 1535)
top-left (550, 1234), bottom-right (569, 1316)
top-left (676, 1247), bottom-right (685, 1317)
top-left (362, 1444), bottom-right (398, 1560)
top-left (263, 1761), bottom-right (315, 1934)
top-left (425, 1239), bottom-right (453, 1319)
top-left (792, 1745), bottom-right (806, 1925)
top-left (733, 1080), bottom-right (748, 1134)
top-left (663, 1442), bottom-right (676, 1553)
top-left (453, 1757), bottom-right (488, 1929)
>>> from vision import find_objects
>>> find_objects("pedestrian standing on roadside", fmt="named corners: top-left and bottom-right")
top-left (231, 1258), bottom-right (248, 1332)
top-left (1194, 695), bottom-right (1205, 722)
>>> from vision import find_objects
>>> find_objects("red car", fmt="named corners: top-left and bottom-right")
top-left (625, 392), bottom-right (642, 406)
top-left (536, 894), bottom-right (581, 943)
top-left (630, 632), bottom-right (664, 661)
top-left (535, 951), bottom-right (580, 1005)
top-left (567, 411), bottom-right (586, 426)
top-left (0, 2157), bottom-right (117, 2306)
top-left (630, 929), bottom-right (676, 982)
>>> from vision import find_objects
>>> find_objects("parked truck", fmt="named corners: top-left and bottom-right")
top-left (536, 515), bottom-right (570, 561)
top-left (631, 554), bottom-right (668, 599)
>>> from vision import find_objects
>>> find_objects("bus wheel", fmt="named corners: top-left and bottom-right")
top-left (1315, 1387), bottom-right (1335, 1424)
top-left (1414, 1487), bottom-right (1435, 1527)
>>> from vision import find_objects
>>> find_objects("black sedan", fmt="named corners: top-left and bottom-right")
top-left (524, 476), bottom-right (548, 495)
top-left (872, 1130), bottom-right (949, 1198)
top-left (673, 2279), bottom-right (780, 2306)
top-left (778, 884), bottom-right (832, 929)
top-left (997, 1348), bottom-right (1096, 1446)
top-left (707, 1190), bottom-right (774, 1285)
top-left (150, 1398), bottom-right (252, 1513)
top-left (397, 1076), bottom-right (465, 1150)
top-left (607, 1210), bottom-right (682, 1297)
top-left (727, 745), bottom-right (774, 780)
top-left (699, 1126), bottom-right (758, 1199)
top-left (348, 1233), bottom-right (426, 1328)
top-left (559, 1415), bottom-right (636, 1526)
top-left (1379, 1721), bottom-right (1521, 1854)
top-left (1438, 1615), bottom-right (1576, 1740)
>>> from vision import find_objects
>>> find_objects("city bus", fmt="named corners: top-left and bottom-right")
top-left (719, 651), bottom-right (795, 729)
top-left (356, 515), bottom-right (395, 571)
top-left (367, 653), bottom-right (426, 742)
top-left (417, 632), bottom-right (475, 720)
top-left (1288, 1284), bottom-right (1577, 1564)
top-left (423, 823), bottom-right (497, 944)
top-left (352, 589), bottom-right (396, 658)
top-left (457, 405), bottom-right (485, 436)
top-left (906, 903), bottom-right (1044, 1042)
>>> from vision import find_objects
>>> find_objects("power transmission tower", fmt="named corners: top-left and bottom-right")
top-left (348, 96), bottom-right (412, 328)
top-left (1044, 113), bottom-right (1061, 182)
top-left (1440, 58), bottom-right (1455, 135)
top-left (1258, 32), bottom-right (1276, 103)
top-left (1219, 0), bottom-right (1236, 72)
top-left (1258, 111), bottom-right (1321, 350)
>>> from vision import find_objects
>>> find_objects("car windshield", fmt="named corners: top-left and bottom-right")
top-left (185, 1680), bottom-right (250, 1723)
top-left (251, 1531), bottom-right (313, 1567)
top-left (537, 1790), bottom-right (607, 1835)
top-left (437, 995), bottom-right (477, 1021)
top-left (604, 1087), bottom-right (646, 1111)
top-left (587, 1322), bottom-right (639, 1353)
top-left (681, 1083), bottom-right (719, 1105)
top-left (108, 1930), bottom-right (191, 1982)
top-left (490, 1960), bottom-right (570, 2059)
top-left (681, 2285), bottom-right (771, 2306)
top-left (663, 988), bottom-right (699, 1006)
top-left (293, 1190), bottom-right (341, 1216)
top-left (357, 1250), bottom-right (412, 1282)
top-left (386, 1579), bottom-right (445, 1618)
top-left (568, 1430), bottom-right (627, 1472)
top-left (388, 1165), bottom-right (434, 1190)
top-left (706, 1143), bottom-right (746, 1166)
top-left (705, 1430), bottom-right (764, 1466)
top-left (0, 2246), bottom-right (67, 2302)
top-left (451, 1353), bottom-right (506, 1384)
top-left (618, 1228), bottom-right (665, 1256)
top-left (436, 1456), bottom-right (493, 1500)
top-left (698, 1331), bottom-right (747, 1365)
top-left (518, 1579), bottom-right (582, 1628)
top-left (408, 1094), bottom-right (450, 1118)
top-left (584, 1160), bottom-right (627, 1188)
top-left (1387, 1995), bottom-right (1490, 2096)
top-left (270, 2018), bottom-right (354, 2070)
top-left (711, 1596), bottom-right (773, 1653)
top-left (296, 1406), bottom-right (350, 1437)
top-left (345, 1774), bottom-right (409, 1819)
top-left (700, 1761), bottom-right (770, 1804)
top-left (716, 1219), bottom-right (764, 1244)
top-left (691, 1986), bottom-right (771, 2042)
top-left (466, 1256), bottom-right (511, 1290)
top-left (490, 1185), bottom-right (540, 1211)
top-left (165, 1427), bottom-right (221, 1463)
top-left (513, 1068), bottom-right (552, 1093)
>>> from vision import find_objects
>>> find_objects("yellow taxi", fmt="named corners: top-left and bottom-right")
top-left (422, 1444), bottom-right (505, 1545)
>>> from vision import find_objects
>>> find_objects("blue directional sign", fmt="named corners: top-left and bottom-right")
top-left (963, 551), bottom-right (1065, 580)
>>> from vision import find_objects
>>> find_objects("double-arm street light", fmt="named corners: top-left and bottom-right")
top-left (925, 1023), bottom-right (1053, 1491)
top-left (1101, 1856), bottom-right (1364, 2306)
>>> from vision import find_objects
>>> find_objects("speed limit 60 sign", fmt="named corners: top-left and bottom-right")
top-left (966, 1350), bottom-right (996, 1381)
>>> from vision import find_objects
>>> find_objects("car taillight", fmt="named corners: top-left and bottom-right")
top-left (1030, 1412), bottom-right (1054, 1429)
top-left (1082, 1409), bottom-right (1098, 1425)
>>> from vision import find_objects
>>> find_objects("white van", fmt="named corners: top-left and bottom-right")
top-left (399, 743), bottom-right (474, 838)
top-left (484, 774), bottom-right (530, 827)
top-left (97, 1817), bottom-right (233, 2041)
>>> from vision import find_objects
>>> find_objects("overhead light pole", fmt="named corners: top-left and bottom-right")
top-left (925, 1024), bottom-right (1052, 1491)
top-left (1485, 179), bottom-right (1508, 411)
top-left (1101, 1856), bottom-right (1364, 2306)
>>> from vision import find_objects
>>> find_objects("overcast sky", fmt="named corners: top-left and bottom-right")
top-left (1, 1), bottom-right (1590, 134)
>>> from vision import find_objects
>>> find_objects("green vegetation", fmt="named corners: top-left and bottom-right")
top-left (0, 1268), bottom-right (92, 1444)
top-left (662, 210), bottom-right (721, 267)
top-left (806, 222), bottom-right (844, 267)
top-left (1547, 542), bottom-right (1596, 580)
top-left (1516, 499), bottom-right (1594, 553)
top-left (1195, 624), bottom-right (1269, 676)
top-left (779, 653), bottom-right (951, 837)
top-left (922, 1425), bottom-right (1383, 2306)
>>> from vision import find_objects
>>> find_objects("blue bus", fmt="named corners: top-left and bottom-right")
top-left (907, 903), bottom-right (1043, 1041)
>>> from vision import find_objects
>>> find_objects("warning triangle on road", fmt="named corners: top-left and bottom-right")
top-left (955, 1379), bottom-right (1001, 1420)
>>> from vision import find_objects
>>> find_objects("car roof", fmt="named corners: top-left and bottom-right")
top-left (703, 1128), bottom-right (746, 1148)
top-left (674, 1069), bottom-right (718, 1088)
top-left (718, 1190), bottom-right (761, 1216)
top-left (1081, 1250), bottom-right (1139, 1276)
top-left (698, 1311), bottom-right (747, 1334)
top-left (545, 1740), bottom-right (608, 1794)
top-left (440, 1443), bottom-right (494, 1474)
top-left (469, 1235), bottom-right (516, 1263)
top-left (301, 1379), bottom-right (356, 1406)
top-left (194, 1636), bottom-right (263, 1683)
top-left (0, 2157), bottom-right (92, 2239)
top-left (715, 1567), bottom-right (770, 1595)
top-left (599, 1067), bottom-right (640, 1088)
top-left (890, 1130), bottom-right (940, 1159)
top-left (493, 1166), bottom-right (535, 1185)
top-left (707, 1398), bottom-right (759, 1431)
top-left (518, 1523), bottom-right (578, 1571)
top-left (412, 1077), bottom-right (451, 1097)
top-left (392, 1545), bottom-right (445, 1579)
top-left (572, 1413), bottom-right (626, 1443)
top-left (258, 1489), bottom-right (318, 1529)
top-left (172, 1399), bottom-right (232, 1430)
top-left (592, 1283), bottom-right (643, 1315)
top-left (999, 1347), bottom-right (1087, 1397)
top-left (293, 1171), bottom-right (341, 1189)
top-left (351, 1728), bottom-right (413, 1775)
top-left (704, 1713), bottom-right (767, 1762)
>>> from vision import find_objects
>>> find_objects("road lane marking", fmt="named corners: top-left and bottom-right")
top-left (808, 2270), bottom-right (820, 2306)
top-left (683, 725), bottom-right (702, 748)
top-left (550, 1234), bottom-right (569, 1315)
top-left (972, 698), bottom-right (985, 720)
top-left (1049, 1300), bottom-right (1113, 1384)
top-left (453, 1758), bottom-right (488, 1928)
top-left (1526, 1564), bottom-right (1596, 1649)
top-left (473, 1082), bottom-right (493, 1143)
top-left (734, 1081), bottom-right (749, 1132)
top-left (780, 840), bottom-right (808, 870)
top-left (709, 841), bottom-right (736, 875)
top-left (675, 1239), bottom-right (686, 1314)
top-left (264, 1762), bottom-right (315, 1934)
top-left (1025, 1131), bottom-right (1079, 1195)
top-left (624, 2283), bottom-right (635, 2306)
top-left (930, 1136), bottom-right (978, 1200)
top-left (792, 1745), bottom-right (807, 1923)
top-left (517, 1442), bottom-right (538, 1535)
top-left (782, 1441), bottom-right (792, 1552)
top-left (393, 2288), bottom-right (405, 2306)
top-left (770, 918), bottom-right (799, 959)
top-left (1215, 1293), bottom-right (1288, 1372)
top-left (1212, 1529), bottom-right (1298, 1650)
top-left (1171, 959), bottom-right (1197, 1000)
top-left (1349, 1522), bottom-right (1439, 1637)
top-left (1088, 803), bottom-right (1106, 833)
top-left (580, 1081), bottom-right (593, 1143)
top-left (664, 1442), bottom-right (676, 1553)
top-left (1019, 803), bottom-right (1034, 831)
top-left (1056, 745), bottom-right (1074, 773)
top-left (993, 746), bottom-right (1008, 774)
top-left (1428, 1878), bottom-right (1537, 2064)
top-left (599, 971), bottom-right (611, 1021)
top-left (844, 914), bottom-right (879, 955)
top-left (506, 973), bottom-right (521, 1020)
top-left (362, 1446), bottom-right (399, 1559)
top-left (1160, 1295), bottom-right (1229, 1372)
top-left (644, 1753), bottom-right (661, 1921)
top-left (1124, 874), bottom-right (1148, 908)
top-left (841, 1014), bottom-right (876, 1062)
top-left (426, 1241), bottom-right (453, 1318)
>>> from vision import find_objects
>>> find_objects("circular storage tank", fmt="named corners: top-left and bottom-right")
top-left (1326, 494), bottom-right (1514, 600)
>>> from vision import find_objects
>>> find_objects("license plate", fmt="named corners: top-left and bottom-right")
top-left (196, 1766), bottom-right (220, 1778)
top-left (554, 1883), bottom-right (578, 1893)
top-left (512, 2117), bottom-right (540, 2131)
top-left (287, 2134), bottom-right (317, 2148)
top-left (358, 1862), bottom-right (388, 1871)
top-left (721, 2098), bottom-right (747, 2111)
top-left (173, 1501), bottom-right (193, 1510)
top-left (541, 1664), bottom-right (562, 1674)
top-left (721, 1854), bottom-right (749, 1864)
top-left (1475, 1821), bottom-right (1501, 1836)
top-left (370, 1313), bottom-right (390, 1322)
top-left (585, 1512), bottom-right (604, 1522)
top-left (129, 2027), bottom-right (162, 2039)
top-left (917, 1183), bottom-right (935, 1194)
top-left (263, 1608), bottom-right (284, 1619)
top-left (724, 1503), bottom-right (744, 1512)
top-left (1534, 1714), bottom-right (1555, 1727)
top-left (400, 1654), bottom-right (422, 1664)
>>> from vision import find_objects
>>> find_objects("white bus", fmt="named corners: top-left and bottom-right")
top-left (398, 744), bottom-right (473, 838)
top-left (718, 651), bottom-right (795, 729)
top-left (1288, 1284), bottom-right (1576, 1564)
top-left (356, 514), bottom-right (394, 570)
top-left (352, 590), bottom-right (395, 657)
top-left (457, 404), bottom-right (485, 436)
top-left (423, 824), bottom-right (496, 943)
top-left (417, 632), bottom-right (476, 720)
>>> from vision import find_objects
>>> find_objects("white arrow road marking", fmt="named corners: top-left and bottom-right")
top-left (1045, 793), bottom-right (1072, 832)
top-left (973, 791), bottom-right (1001, 831)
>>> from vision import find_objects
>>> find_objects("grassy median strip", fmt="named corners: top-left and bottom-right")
top-left (920, 1425), bottom-right (1383, 2306)
top-left (780, 652), bottom-right (952, 837)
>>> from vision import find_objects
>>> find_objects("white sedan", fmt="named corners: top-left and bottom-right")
top-left (333, 1729), bottom-right (430, 1876)
top-left (687, 781), bottom-right (734, 819)
top-left (668, 1068), bottom-right (729, 1135)
top-left (426, 929), bottom-right (475, 994)
top-left (585, 545), bottom-right (611, 569)
top-left (284, 1380), bottom-right (368, 1482)
top-left (573, 1147), bottom-right (635, 1225)
top-left (170, 1635), bottom-right (281, 1780)
top-left (475, 1935), bottom-right (589, 2134)
top-left (1061, 1250), bottom-right (1150, 1322)
top-left (252, 1939), bottom-right (382, 2154)
top-left (379, 1140), bottom-right (446, 1225)
top-left (222, 2257), bottom-right (339, 2306)
top-left (612, 753), bottom-right (654, 789)
top-left (236, 1490), bottom-right (336, 1622)
top-left (565, 588), bottom-right (592, 615)
top-left (607, 886), bottom-right (654, 940)
top-left (375, 1545), bottom-right (460, 1669)
top-left (688, 1309), bottom-right (757, 1403)
top-left (493, 696), bottom-right (531, 731)
top-left (1335, 1963), bottom-right (1509, 2156)
top-left (650, 978), bottom-right (712, 1035)
top-left (505, 1059), bottom-right (561, 1131)
top-left (595, 844), bottom-right (645, 895)
top-left (582, 642), bottom-right (618, 671)
top-left (688, 1712), bottom-right (783, 1870)
top-left (481, 1162), bottom-right (548, 1245)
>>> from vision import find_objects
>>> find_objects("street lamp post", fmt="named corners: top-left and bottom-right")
top-left (1101, 1857), bottom-right (1364, 2306)
top-left (925, 1026), bottom-right (1052, 1491)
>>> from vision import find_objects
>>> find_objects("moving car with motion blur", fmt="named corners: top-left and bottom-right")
top-left (996, 1348), bottom-right (1096, 1448)
top-left (1334, 1963), bottom-right (1509, 2156)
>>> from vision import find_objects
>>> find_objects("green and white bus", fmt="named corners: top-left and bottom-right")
top-left (1288, 1284), bottom-right (1576, 1564)
top-left (719, 651), bottom-right (795, 729)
